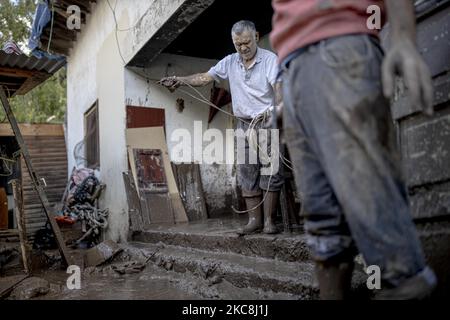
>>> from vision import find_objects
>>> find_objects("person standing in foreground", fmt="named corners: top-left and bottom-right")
top-left (270, 0), bottom-right (437, 299)
top-left (159, 21), bottom-right (284, 235)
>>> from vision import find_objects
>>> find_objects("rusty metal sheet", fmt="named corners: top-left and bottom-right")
top-left (126, 127), bottom-right (188, 223)
top-left (84, 240), bottom-right (123, 267)
top-left (0, 51), bottom-right (65, 74)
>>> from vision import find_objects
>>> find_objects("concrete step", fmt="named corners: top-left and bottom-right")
top-left (123, 241), bottom-right (319, 299)
top-left (132, 221), bottom-right (311, 263)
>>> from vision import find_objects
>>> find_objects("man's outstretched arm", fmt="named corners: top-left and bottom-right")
top-left (383, 0), bottom-right (434, 115)
top-left (159, 73), bottom-right (214, 92)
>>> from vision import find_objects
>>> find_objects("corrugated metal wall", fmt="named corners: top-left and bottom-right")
top-left (21, 134), bottom-right (68, 237)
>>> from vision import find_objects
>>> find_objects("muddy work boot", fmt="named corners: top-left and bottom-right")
top-left (263, 191), bottom-right (279, 234)
top-left (240, 196), bottom-right (263, 235)
top-left (374, 267), bottom-right (437, 300)
top-left (315, 260), bottom-right (354, 300)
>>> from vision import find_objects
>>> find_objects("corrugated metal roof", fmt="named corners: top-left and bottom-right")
top-left (0, 51), bottom-right (65, 74)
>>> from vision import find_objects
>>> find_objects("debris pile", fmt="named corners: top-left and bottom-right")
top-left (57, 168), bottom-right (108, 248)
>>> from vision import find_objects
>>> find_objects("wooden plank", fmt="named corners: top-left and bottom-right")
top-left (0, 87), bottom-right (73, 266)
top-left (122, 172), bottom-right (144, 232)
top-left (172, 163), bottom-right (208, 221)
top-left (133, 149), bottom-right (168, 192)
top-left (142, 192), bottom-right (174, 225)
top-left (0, 275), bottom-right (28, 299)
top-left (0, 124), bottom-right (64, 137)
top-left (126, 106), bottom-right (165, 129)
top-left (12, 180), bottom-right (31, 274)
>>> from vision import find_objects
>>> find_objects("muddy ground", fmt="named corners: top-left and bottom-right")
top-left (1, 245), bottom-right (298, 300)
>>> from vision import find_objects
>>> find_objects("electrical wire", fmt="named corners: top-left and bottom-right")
top-left (106, 0), bottom-right (153, 32)
top-left (179, 88), bottom-right (247, 123)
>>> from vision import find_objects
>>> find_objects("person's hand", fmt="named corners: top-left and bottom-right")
top-left (264, 104), bottom-right (283, 129)
top-left (158, 76), bottom-right (182, 92)
top-left (382, 38), bottom-right (434, 116)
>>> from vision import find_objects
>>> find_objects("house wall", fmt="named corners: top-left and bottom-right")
top-left (66, 0), bottom-right (196, 242)
top-left (125, 53), bottom-right (236, 217)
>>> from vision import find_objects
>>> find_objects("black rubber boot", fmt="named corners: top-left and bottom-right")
top-left (263, 191), bottom-right (279, 234)
top-left (315, 260), bottom-right (354, 300)
top-left (240, 196), bottom-right (263, 235)
top-left (374, 267), bottom-right (437, 300)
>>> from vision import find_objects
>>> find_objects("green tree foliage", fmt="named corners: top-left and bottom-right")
top-left (0, 0), bottom-right (66, 124)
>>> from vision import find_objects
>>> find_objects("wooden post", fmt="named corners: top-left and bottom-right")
top-left (279, 143), bottom-right (291, 233)
top-left (0, 87), bottom-right (73, 266)
top-left (11, 179), bottom-right (31, 274)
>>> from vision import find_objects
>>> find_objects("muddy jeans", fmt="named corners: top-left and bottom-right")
top-left (282, 34), bottom-right (427, 286)
top-left (236, 118), bottom-right (285, 197)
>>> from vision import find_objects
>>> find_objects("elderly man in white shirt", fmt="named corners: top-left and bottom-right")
top-left (160, 20), bottom-right (284, 235)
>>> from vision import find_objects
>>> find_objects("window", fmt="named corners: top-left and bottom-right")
top-left (84, 102), bottom-right (99, 169)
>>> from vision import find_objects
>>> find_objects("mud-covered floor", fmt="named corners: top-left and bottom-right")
top-left (1, 242), bottom-right (302, 300)
top-left (1, 216), bottom-right (306, 300)
top-left (2, 260), bottom-right (299, 300)
top-left (30, 266), bottom-right (201, 300)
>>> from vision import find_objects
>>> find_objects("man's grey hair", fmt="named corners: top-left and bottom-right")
top-left (231, 20), bottom-right (256, 36)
